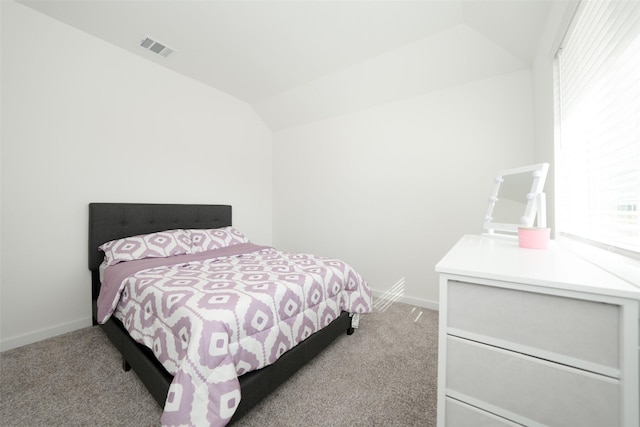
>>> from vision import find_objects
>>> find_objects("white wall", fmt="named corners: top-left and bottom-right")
top-left (0, 0), bottom-right (548, 350)
top-left (255, 24), bottom-right (527, 130)
top-left (273, 70), bottom-right (535, 307)
top-left (0, 1), bottom-right (272, 350)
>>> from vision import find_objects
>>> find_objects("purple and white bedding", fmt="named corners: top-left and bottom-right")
top-left (97, 242), bottom-right (372, 427)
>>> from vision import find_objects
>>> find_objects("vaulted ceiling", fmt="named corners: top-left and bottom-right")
top-left (19, 0), bottom-right (554, 130)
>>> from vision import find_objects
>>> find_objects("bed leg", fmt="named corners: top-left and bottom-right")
top-left (123, 358), bottom-right (131, 372)
top-left (347, 313), bottom-right (358, 335)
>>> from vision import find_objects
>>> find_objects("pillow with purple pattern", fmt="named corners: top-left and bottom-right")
top-left (99, 229), bottom-right (191, 266)
top-left (187, 227), bottom-right (249, 253)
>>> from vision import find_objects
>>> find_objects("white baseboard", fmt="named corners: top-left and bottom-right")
top-left (371, 288), bottom-right (439, 311)
top-left (0, 290), bottom-right (439, 352)
top-left (0, 317), bottom-right (92, 352)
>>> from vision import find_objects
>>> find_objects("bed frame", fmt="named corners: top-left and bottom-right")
top-left (89, 203), bottom-right (353, 424)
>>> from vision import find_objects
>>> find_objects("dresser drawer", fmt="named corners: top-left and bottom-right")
top-left (446, 337), bottom-right (620, 427)
top-left (447, 280), bottom-right (620, 370)
top-left (445, 398), bottom-right (520, 426)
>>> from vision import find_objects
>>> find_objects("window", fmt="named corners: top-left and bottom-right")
top-left (555, 0), bottom-right (640, 256)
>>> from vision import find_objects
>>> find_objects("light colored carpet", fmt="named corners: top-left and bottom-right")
top-left (0, 301), bottom-right (438, 426)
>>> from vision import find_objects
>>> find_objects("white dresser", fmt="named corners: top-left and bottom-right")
top-left (435, 235), bottom-right (640, 426)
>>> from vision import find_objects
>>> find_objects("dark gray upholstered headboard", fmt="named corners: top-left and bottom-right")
top-left (88, 203), bottom-right (232, 271)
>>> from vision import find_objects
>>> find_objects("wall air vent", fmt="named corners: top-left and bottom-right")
top-left (139, 35), bottom-right (175, 58)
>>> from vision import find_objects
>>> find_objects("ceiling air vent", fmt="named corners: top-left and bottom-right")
top-left (139, 35), bottom-right (175, 58)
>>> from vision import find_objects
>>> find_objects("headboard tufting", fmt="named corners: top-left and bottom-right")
top-left (88, 203), bottom-right (232, 271)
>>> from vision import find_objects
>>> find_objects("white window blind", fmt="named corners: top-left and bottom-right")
top-left (555, 0), bottom-right (640, 255)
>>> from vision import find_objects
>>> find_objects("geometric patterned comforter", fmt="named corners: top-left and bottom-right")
top-left (97, 243), bottom-right (372, 427)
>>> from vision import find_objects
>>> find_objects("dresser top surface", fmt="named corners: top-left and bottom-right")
top-left (436, 235), bottom-right (640, 299)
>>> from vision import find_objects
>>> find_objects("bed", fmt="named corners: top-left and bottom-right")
top-left (89, 203), bottom-right (371, 426)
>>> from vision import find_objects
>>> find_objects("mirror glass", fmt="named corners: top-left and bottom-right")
top-left (490, 173), bottom-right (530, 224)
top-left (484, 163), bottom-right (549, 234)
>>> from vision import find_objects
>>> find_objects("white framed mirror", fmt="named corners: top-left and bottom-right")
top-left (483, 163), bottom-right (549, 234)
